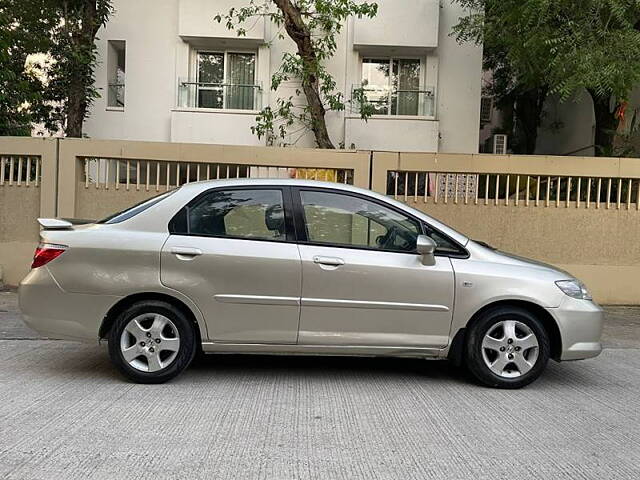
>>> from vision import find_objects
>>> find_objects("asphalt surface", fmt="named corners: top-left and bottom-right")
top-left (1, 289), bottom-right (640, 479)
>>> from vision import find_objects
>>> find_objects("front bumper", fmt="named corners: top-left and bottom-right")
top-left (547, 296), bottom-right (604, 361)
top-left (19, 267), bottom-right (121, 342)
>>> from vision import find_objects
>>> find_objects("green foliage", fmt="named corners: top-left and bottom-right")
top-left (454, 0), bottom-right (640, 155)
top-left (45, 0), bottom-right (114, 136)
top-left (216, 0), bottom-right (377, 147)
top-left (0, 0), bottom-right (113, 137)
top-left (0, 1), bottom-right (55, 135)
top-left (454, 0), bottom-right (640, 101)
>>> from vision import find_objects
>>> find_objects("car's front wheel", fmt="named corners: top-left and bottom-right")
top-left (108, 300), bottom-right (197, 384)
top-left (465, 306), bottom-right (550, 389)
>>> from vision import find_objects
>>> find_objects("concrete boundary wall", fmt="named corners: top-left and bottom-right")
top-left (1, 137), bottom-right (639, 305)
top-left (0, 138), bottom-right (58, 284)
top-left (372, 151), bottom-right (640, 304)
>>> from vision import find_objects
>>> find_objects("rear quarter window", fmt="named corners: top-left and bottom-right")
top-left (98, 189), bottom-right (178, 224)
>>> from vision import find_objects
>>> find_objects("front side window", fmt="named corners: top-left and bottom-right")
top-left (300, 190), bottom-right (420, 252)
top-left (360, 57), bottom-right (432, 116)
top-left (196, 51), bottom-right (256, 110)
top-left (423, 224), bottom-right (466, 256)
top-left (172, 189), bottom-right (287, 241)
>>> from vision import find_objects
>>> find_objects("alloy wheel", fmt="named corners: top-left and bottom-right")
top-left (119, 313), bottom-right (181, 372)
top-left (481, 320), bottom-right (539, 378)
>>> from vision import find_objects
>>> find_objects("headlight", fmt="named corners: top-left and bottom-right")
top-left (555, 280), bottom-right (592, 300)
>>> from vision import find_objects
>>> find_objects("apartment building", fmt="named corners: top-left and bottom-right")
top-left (84, 0), bottom-right (483, 153)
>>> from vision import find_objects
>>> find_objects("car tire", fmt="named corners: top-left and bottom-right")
top-left (465, 306), bottom-right (550, 389)
top-left (108, 300), bottom-right (197, 384)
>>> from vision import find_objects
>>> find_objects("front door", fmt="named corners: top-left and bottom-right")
top-left (161, 187), bottom-right (301, 344)
top-left (293, 188), bottom-right (455, 348)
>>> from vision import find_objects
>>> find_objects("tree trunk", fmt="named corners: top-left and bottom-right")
top-left (273, 0), bottom-right (335, 149)
top-left (513, 87), bottom-right (547, 154)
top-left (64, 0), bottom-right (99, 138)
top-left (65, 78), bottom-right (87, 137)
top-left (587, 89), bottom-right (618, 156)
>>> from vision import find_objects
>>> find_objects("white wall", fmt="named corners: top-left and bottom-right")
top-left (536, 87), bottom-right (640, 157)
top-left (85, 0), bottom-right (483, 154)
top-left (85, 0), bottom-right (180, 142)
top-left (178, 0), bottom-right (265, 40)
top-left (353, 0), bottom-right (439, 50)
top-left (435, 0), bottom-right (483, 153)
top-left (345, 117), bottom-right (439, 152)
top-left (170, 110), bottom-right (263, 145)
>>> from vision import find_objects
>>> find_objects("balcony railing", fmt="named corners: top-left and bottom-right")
top-left (351, 85), bottom-right (435, 118)
top-left (177, 79), bottom-right (262, 111)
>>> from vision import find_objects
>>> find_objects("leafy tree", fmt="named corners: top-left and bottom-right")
top-left (0, 1), bottom-right (54, 135)
top-left (0, 0), bottom-right (112, 138)
top-left (216, 0), bottom-right (377, 149)
top-left (45, 0), bottom-right (114, 137)
top-left (454, 0), bottom-right (640, 156)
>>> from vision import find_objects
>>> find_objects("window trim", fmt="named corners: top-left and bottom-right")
top-left (195, 49), bottom-right (257, 110)
top-left (290, 186), bottom-right (469, 258)
top-left (168, 185), bottom-right (296, 244)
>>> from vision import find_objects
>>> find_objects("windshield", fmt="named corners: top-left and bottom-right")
top-left (98, 189), bottom-right (178, 224)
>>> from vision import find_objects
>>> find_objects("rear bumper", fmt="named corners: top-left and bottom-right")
top-left (547, 297), bottom-right (604, 361)
top-left (19, 267), bottom-right (121, 342)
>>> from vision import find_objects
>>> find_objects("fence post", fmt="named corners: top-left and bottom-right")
top-left (56, 138), bottom-right (83, 218)
top-left (38, 138), bottom-right (58, 218)
top-left (370, 151), bottom-right (400, 195)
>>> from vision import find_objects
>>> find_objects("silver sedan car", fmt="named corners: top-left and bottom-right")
top-left (19, 179), bottom-right (603, 388)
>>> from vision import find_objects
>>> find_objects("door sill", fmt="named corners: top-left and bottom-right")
top-left (201, 342), bottom-right (444, 358)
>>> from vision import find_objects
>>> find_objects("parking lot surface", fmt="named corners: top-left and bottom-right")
top-left (1, 289), bottom-right (639, 479)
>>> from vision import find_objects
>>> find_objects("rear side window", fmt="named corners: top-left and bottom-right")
top-left (99, 189), bottom-right (178, 224)
top-left (170, 189), bottom-right (287, 242)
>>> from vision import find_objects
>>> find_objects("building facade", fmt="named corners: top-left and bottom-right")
top-left (84, 0), bottom-right (483, 153)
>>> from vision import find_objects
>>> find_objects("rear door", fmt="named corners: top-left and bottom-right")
top-left (161, 186), bottom-right (301, 344)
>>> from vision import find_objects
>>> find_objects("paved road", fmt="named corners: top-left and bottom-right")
top-left (1, 289), bottom-right (640, 479)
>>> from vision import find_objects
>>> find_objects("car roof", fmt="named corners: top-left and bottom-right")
top-left (175, 179), bottom-right (468, 246)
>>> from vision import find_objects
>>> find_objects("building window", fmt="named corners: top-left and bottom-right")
top-left (480, 96), bottom-right (493, 124)
top-left (107, 40), bottom-right (125, 108)
top-left (355, 58), bottom-right (434, 117)
top-left (183, 51), bottom-right (257, 111)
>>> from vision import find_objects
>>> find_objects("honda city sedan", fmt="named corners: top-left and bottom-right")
top-left (19, 179), bottom-right (603, 388)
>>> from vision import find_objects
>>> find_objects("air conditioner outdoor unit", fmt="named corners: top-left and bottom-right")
top-left (493, 134), bottom-right (508, 155)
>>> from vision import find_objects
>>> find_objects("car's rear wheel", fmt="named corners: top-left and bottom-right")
top-left (108, 300), bottom-right (197, 384)
top-left (465, 306), bottom-right (550, 389)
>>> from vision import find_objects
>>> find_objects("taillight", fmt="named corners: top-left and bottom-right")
top-left (31, 243), bottom-right (68, 269)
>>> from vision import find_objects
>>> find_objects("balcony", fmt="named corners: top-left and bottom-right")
top-left (177, 79), bottom-right (263, 111)
top-left (178, 0), bottom-right (265, 43)
top-left (346, 85), bottom-right (439, 152)
top-left (172, 80), bottom-right (264, 146)
top-left (353, 0), bottom-right (439, 52)
top-left (351, 85), bottom-right (436, 118)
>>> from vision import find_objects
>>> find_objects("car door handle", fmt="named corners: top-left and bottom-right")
top-left (313, 256), bottom-right (345, 266)
top-left (170, 247), bottom-right (203, 257)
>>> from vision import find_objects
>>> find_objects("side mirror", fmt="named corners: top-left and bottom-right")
top-left (416, 235), bottom-right (436, 266)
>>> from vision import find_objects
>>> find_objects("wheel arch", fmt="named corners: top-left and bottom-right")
top-left (448, 299), bottom-right (562, 365)
top-left (99, 292), bottom-right (205, 346)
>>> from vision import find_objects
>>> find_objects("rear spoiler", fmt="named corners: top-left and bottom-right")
top-left (37, 218), bottom-right (73, 230)
top-left (37, 218), bottom-right (96, 229)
